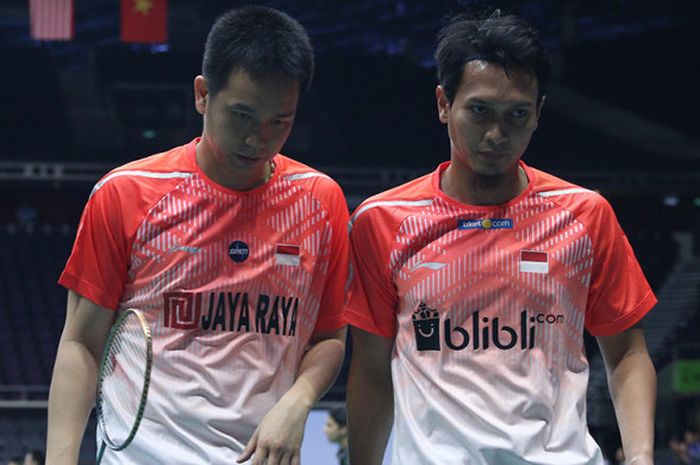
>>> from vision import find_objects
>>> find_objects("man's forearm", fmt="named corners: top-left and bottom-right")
top-left (347, 361), bottom-right (394, 465)
top-left (282, 333), bottom-right (346, 408)
top-left (608, 348), bottom-right (656, 462)
top-left (46, 340), bottom-right (101, 465)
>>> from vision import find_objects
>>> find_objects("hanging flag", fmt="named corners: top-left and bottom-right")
top-left (121, 0), bottom-right (168, 43)
top-left (29, 0), bottom-right (74, 41)
top-left (519, 250), bottom-right (549, 274)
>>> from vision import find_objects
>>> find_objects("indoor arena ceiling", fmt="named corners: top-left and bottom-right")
top-left (0, 0), bottom-right (697, 68)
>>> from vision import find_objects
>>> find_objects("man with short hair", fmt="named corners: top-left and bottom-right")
top-left (46, 6), bottom-right (349, 465)
top-left (345, 10), bottom-right (657, 465)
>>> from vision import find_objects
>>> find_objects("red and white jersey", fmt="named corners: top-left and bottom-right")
top-left (345, 161), bottom-right (656, 465)
top-left (60, 139), bottom-right (349, 464)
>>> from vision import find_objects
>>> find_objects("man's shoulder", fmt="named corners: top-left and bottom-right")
top-left (528, 165), bottom-right (616, 225)
top-left (530, 166), bottom-right (608, 208)
top-left (350, 170), bottom-right (436, 230)
top-left (92, 141), bottom-right (196, 197)
top-left (276, 154), bottom-right (338, 188)
top-left (529, 166), bottom-right (583, 193)
top-left (112, 141), bottom-right (195, 176)
top-left (276, 154), bottom-right (347, 203)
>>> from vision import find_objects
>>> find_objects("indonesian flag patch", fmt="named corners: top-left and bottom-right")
top-left (519, 250), bottom-right (548, 274)
top-left (275, 244), bottom-right (300, 266)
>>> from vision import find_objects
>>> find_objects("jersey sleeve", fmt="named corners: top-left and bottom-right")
top-left (582, 196), bottom-right (657, 336)
top-left (345, 207), bottom-right (399, 338)
top-left (58, 181), bottom-right (131, 310)
top-left (312, 181), bottom-right (351, 333)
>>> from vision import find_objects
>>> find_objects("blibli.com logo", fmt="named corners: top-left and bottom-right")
top-left (458, 218), bottom-right (513, 230)
top-left (412, 302), bottom-right (564, 352)
top-left (412, 303), bottom-right (441, 351)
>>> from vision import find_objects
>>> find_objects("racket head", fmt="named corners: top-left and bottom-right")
top-left (96, 308), bottom-right (153, 451)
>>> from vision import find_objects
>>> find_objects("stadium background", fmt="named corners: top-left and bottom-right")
top-left (0, 0), bottom-right (699, 463)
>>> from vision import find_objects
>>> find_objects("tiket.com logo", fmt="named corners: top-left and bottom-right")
top-left (412, 302), bottom-right (564, 352)
top-left (458, 218), bottom-right (513, 230)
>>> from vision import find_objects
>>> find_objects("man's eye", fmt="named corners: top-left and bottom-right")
top-left (470, 105), bottom-right (488, 115)
top-left (233, 111), bottom-right (251, 120)
top-left (512, 109), bottom-right (529, 118)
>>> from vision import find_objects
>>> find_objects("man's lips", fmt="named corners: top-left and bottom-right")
top-left (233, 152), bottom-right (262, 164)
top-left (478, 151), bottom-right (510, 159)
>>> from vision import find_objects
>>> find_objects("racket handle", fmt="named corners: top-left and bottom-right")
top-left (96, 440), bottom-right (107, 465)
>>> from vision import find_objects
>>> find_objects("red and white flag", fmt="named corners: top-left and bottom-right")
top-left (29, 0), bottom-right (74, 41)
top-left (519, 250), bottom-right (548, 274)
top-left (275, 244), bottom-right (300, 266)
top-left (121, 0), bottom-right (168, 44)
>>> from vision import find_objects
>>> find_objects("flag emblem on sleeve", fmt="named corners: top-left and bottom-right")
top-left (519, 250), bottom-right (548, 274)
top-left (275, 244), bottom-right (300, 266)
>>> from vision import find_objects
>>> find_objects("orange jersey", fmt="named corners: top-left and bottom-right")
top-left (346, 161), bottom-right (656, 465)
top-left (60, 139), bottom-right (349, 464)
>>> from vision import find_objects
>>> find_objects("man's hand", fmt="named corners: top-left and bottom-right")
top-left (626, 454), bottom-right (654, 465)
top-left (237, 328), bottom-right (344, 464)
top-left (237, 393), bottom-right (310, 465)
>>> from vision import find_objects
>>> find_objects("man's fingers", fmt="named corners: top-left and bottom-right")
top-left (265, 447), bottom-right (296, 465)
top-left (237, 431), bottom-right (258, 463)
top-left (251, 446), bottom-right (269, 465)
top-left (279, 449), bottom-right (294, 465)
top-left (265, 449), bottom-right (282, 465)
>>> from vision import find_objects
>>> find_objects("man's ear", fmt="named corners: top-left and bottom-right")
top-left (436, 85), bottom-right (450, 124)
top-left (194, 75), bottom-right (209, 115)
top-left (533, 94), bottom-right (546, 131)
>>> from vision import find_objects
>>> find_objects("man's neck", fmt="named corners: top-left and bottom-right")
top-left (196, 138), bottom-right (272, 191)
top-left (441, 163), bottom-right (528, 206)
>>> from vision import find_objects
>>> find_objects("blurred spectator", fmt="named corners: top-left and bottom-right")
top-left (667, 437), bottom-right (695, 465)
top-left (23, 450), bottom-right (44, 465)
top-left (684, 430), bottom-right (700, 461)
top-left (323, 407), bottom-right (349, 465)
top-left (7, 457), bottom-right (22, 465)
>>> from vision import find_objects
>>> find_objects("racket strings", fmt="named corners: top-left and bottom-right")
top-left (99, 316), bottom-right (150, 447)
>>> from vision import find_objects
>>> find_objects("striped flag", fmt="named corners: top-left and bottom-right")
top-left (29, 0), bottom-right (74, 41)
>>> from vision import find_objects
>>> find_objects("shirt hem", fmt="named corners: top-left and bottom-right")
top-left (344, 306), bottom-right (396, 339)
top-left (314, 315), bottom-right (347, 333)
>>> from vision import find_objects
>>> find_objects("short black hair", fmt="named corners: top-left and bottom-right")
top-left (435, 10), bottom-right (550, 103)
top-left (329, 406), bottom-right (347, 427)
top-left (202, 5), bottom-right (314, 96)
